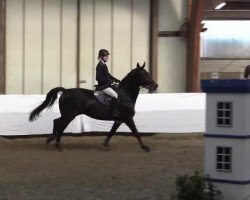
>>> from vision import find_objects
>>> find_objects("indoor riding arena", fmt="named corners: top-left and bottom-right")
top-left (0, 0), bottom-right (249, 200)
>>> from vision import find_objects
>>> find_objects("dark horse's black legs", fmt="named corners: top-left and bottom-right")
top-left (103, 121), bottom-right (122, 146)
top-left (48, 117), bottom-right (149, 152)
top-left (103, 119), bottom-right (150, 152)
top-left (125, 119), bottom-right (150, 152)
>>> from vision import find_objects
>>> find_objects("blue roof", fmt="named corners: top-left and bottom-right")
top-left (201, 79), bottom-right (250, 93)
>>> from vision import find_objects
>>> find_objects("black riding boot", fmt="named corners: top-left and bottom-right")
top-left (109, 97), bottom-right (120, 119)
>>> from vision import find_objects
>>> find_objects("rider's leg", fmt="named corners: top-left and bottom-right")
top-left (102, 87), bottom-right (118, 99)
top-left (102, 87), bottom-right (120, 119)
top-left (110, 97), bottom-right (120, 118)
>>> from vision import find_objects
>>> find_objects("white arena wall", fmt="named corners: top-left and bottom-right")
top-left (0, 93), bottom-right (206, 136)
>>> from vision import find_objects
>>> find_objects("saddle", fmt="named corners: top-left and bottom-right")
top-left (94, 91), bottom-right (113, 106)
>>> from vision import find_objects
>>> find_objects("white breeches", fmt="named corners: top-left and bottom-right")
top-left (102, 87), bottom-right (118, 99)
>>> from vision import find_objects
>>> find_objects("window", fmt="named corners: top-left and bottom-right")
top-left (217, 102), bottom-right (232, 127)
top-left (201, 21), bottom-right (250, 59)
top-left (216, 147), bottom-right (232, 172)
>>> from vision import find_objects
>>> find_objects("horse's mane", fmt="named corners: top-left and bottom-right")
top-left (119, 68), bottom-right (139, 89)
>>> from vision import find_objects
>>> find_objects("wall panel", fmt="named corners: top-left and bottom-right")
top-left (61, 0), bottom-right (77, 88)
top-left (79, 0), bottom-right (94, 89)
top-left (43, 0), bottom-right (61, 93)
top-left (94, 0), bottom-right (112, 79)
top-left (158, 37), bottom-right (186, 92)
top-left (132, 0), bottom-right (150, 71)
top-left (6, 0), bottom-right (24, 94)
top-left (112, 0), bottom-right (132, 80)
top-left (24, 0), bottom-right (42, 94)
top-left (158, 0), bottom-right (187, 92)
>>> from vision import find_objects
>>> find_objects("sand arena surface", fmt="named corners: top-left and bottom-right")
top-left (0, 133), bottom-right (204, 200)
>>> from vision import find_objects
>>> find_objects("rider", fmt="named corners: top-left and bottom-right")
top-left (95, 49), bottom-right (120, 118)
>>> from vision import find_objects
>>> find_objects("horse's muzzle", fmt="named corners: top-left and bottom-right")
top-left (148, 81), bottom-right (158, 92)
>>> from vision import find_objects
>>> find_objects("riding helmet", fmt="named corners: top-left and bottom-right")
top-left (98, 49), bottom-right (110, 58)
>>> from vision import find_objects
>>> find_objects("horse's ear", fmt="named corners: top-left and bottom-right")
top-left (141, 62), bottom-right (146, 68)
top-left (136, 63), bottom-right (140, 68)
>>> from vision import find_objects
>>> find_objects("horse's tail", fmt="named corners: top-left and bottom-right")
top-left (29, 87), bottom-right (65, 122)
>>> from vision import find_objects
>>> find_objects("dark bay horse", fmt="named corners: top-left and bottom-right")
top-left (29, 62), bottom-right (158, 151)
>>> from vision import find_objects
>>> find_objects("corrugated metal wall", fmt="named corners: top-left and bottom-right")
top-left (6, 0), bottom-right (77, 94)
top-left (6, 0), bottom-right (150, 94)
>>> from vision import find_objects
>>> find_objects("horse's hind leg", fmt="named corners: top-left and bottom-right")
top-left (51, 115), bottom-right (75, 150)
top-left (125, 118), bottom-right (150, 152)
top-left (46, 119), bottom-right (59, 144)
top-left (103, 121), bottom-right (122, 147)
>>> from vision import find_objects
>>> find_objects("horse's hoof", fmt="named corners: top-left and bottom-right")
top-left (46, 138), bottom-right (52, 144)
top-left (103, 145), bottom-right (110, 151)
top-left (46, 136), bottom-right (55, 144)
top-left (141, 145), bottom-right (150, 152)
top-left (55, 143), bottom-right (63, 151)
top-left (103, 141), bottom-right (109, 147)
top-left (56, 147), bottom-right (63, 151)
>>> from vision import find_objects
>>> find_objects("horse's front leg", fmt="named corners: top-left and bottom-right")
top-left (103, 121), bottom-right (122, 147)
top-left (125, 118), bottom-right (150, 152)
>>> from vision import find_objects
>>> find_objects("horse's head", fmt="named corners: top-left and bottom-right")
top-left (135, 62), bottom-right (158, 92)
